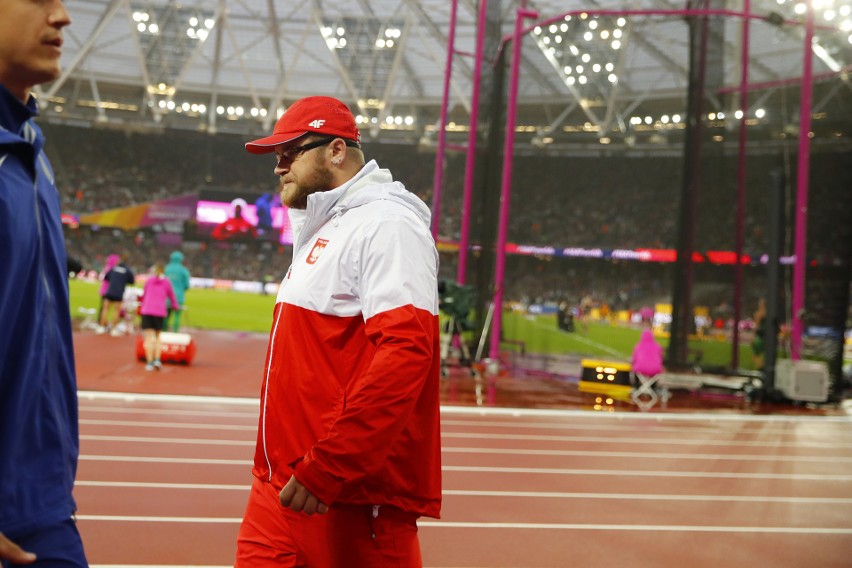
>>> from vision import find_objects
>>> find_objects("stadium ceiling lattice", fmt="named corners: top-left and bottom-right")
top-left (44, 0), bottom-right (852, 148)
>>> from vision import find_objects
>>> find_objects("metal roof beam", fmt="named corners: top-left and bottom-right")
top-left (309, 3), bottom-right (362, 112)
top-left (224, 14), bottom-right (262, 111)
top-left (266, 0), bottom-right (286, 79)
top-left (379, 18), bottom-right (412, 115)
top-left (404, 3), bottom-right (472, 114)
top-left (45, 0), bottom-right (125, 99)
top-left (601, 21), bottom-right (633, 136)
top-left (120, 0), bottom-right (161, 122)
top-left (169, 3), bottom-right (227, 97)
top-left (533, 33), bottom-right (603, 128)
top-left (206, 0), bottom-right (226, 133)
top-left (537, 102), bottom-right (578, 137)
top-left (359, 0), bottom-right (425, 99)
top-left (262, 19), bottom-right (316, 131)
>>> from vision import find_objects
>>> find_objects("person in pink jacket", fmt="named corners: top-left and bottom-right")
top-left (631, 327), bottom-right (665, 379)
top-left (139, 264), bottom-right (178, 371)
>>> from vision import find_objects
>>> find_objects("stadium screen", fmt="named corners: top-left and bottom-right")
top-left (190, 189), bottom-right (293, 245)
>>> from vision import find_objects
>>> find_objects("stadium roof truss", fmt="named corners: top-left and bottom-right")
top-left (43, 0), bottom-right (851, 148)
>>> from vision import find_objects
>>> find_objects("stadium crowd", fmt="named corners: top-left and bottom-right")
top-left (53, 122), bottom-right (848, 315)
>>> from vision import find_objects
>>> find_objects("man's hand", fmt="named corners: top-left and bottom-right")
top-left (0, 533), bottom-right (36, 564)
top-left (279, 475), bottom-right (329, 515)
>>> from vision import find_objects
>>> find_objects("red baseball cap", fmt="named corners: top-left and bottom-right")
top-left (245, 96), bottom-right (361, 155)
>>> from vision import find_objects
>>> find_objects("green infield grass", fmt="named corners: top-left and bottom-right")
top-left (499, 311), bottom-right (757, 369)
top-left (69, 279), bottom-right (756, 369)
top-left (70, 279), bottom-right (275, 334)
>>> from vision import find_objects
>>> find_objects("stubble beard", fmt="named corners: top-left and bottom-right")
top-left (278, 154), bottom-right (335, 210)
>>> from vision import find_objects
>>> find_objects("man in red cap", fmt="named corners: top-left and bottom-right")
top-left (236, 96), bottom-right (442, 567)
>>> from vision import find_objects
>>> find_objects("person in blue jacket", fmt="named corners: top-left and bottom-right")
top-left (0, 0), bottom-right (89, 565)
top-left (254, 192), bottom-right (275, 235)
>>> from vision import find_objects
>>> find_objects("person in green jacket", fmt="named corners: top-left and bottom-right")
top-left (163, 251), bottom-right (191, 332)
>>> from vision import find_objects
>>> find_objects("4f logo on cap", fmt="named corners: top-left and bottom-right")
top-left (306, 238), bottom-right (328, 265)
top-left (308, 119), bottom-right (326, 128)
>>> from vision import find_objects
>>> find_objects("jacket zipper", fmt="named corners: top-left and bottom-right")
top-left (34, 151), bottom-right (67, 449)
top-left (370, 505), bottom-right (380, 540)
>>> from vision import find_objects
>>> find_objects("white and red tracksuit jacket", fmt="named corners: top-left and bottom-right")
top-left (253, 160), bottom-right (442, 518)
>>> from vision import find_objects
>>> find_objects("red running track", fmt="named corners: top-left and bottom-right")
top-left (72, 329), bottom-right (852, 567)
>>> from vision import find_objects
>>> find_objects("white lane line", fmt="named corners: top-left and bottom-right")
top-left (442, 432), bottom-right (852, 449)
top-left (77, 455), bottom-right (852, 479)
top-left (78, 407), bottom-right (852, 434)
top-left (81, 430), bottom-right (852, 451)
top-left (73, 481), bottom-right (852, 503)
top-left (74, 515), bottom-right (852, 534)
top-left (81, 435), bottom-right (253, 446)
top-left (75, 481), bottom-right (248, 490)
top-left (80, 455), bottom-right (251, 465)
top-left (443, 465), bottom-right (852, 481)
top-left (79, 438), bottom-right (852, 463)
top-left (79, 405), bottom-right (258, 420)
top-left (79, 391), bottom-right (852, 423)
top-left (80, 419), bottom-right (256, 431)
top-left (78, 391), bottom-right (259, 406)
top-left (441, 446), bottom-right (852, 463)
top-left (440, 419), bottom-right (852, 435)
top-left (439, 406), bottom-right (852, 422)
top-left (441, 490), bottom-right (852, 503)
top-left (77, 515), bottom-right (241, 523)
top-left (78, 413), bottom-right (851, 438)
top-left (418, 522), bottom-right (852, 534)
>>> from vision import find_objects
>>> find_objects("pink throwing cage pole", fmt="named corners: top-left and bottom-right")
top-left (430, 0), bottom-right (459, 240)
top-left (488, 6), bottom-right (539, 361)
top-left (791, 4), bottom-right (815, 360)
top-left (463, 5), bottom-right (825, 365)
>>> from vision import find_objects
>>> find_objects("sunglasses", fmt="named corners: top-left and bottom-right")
top-left (275, 137), bottom-right (360, 164)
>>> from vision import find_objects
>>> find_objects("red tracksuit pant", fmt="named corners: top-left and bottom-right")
top-left (235, 477), bottom-right (422, 567)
